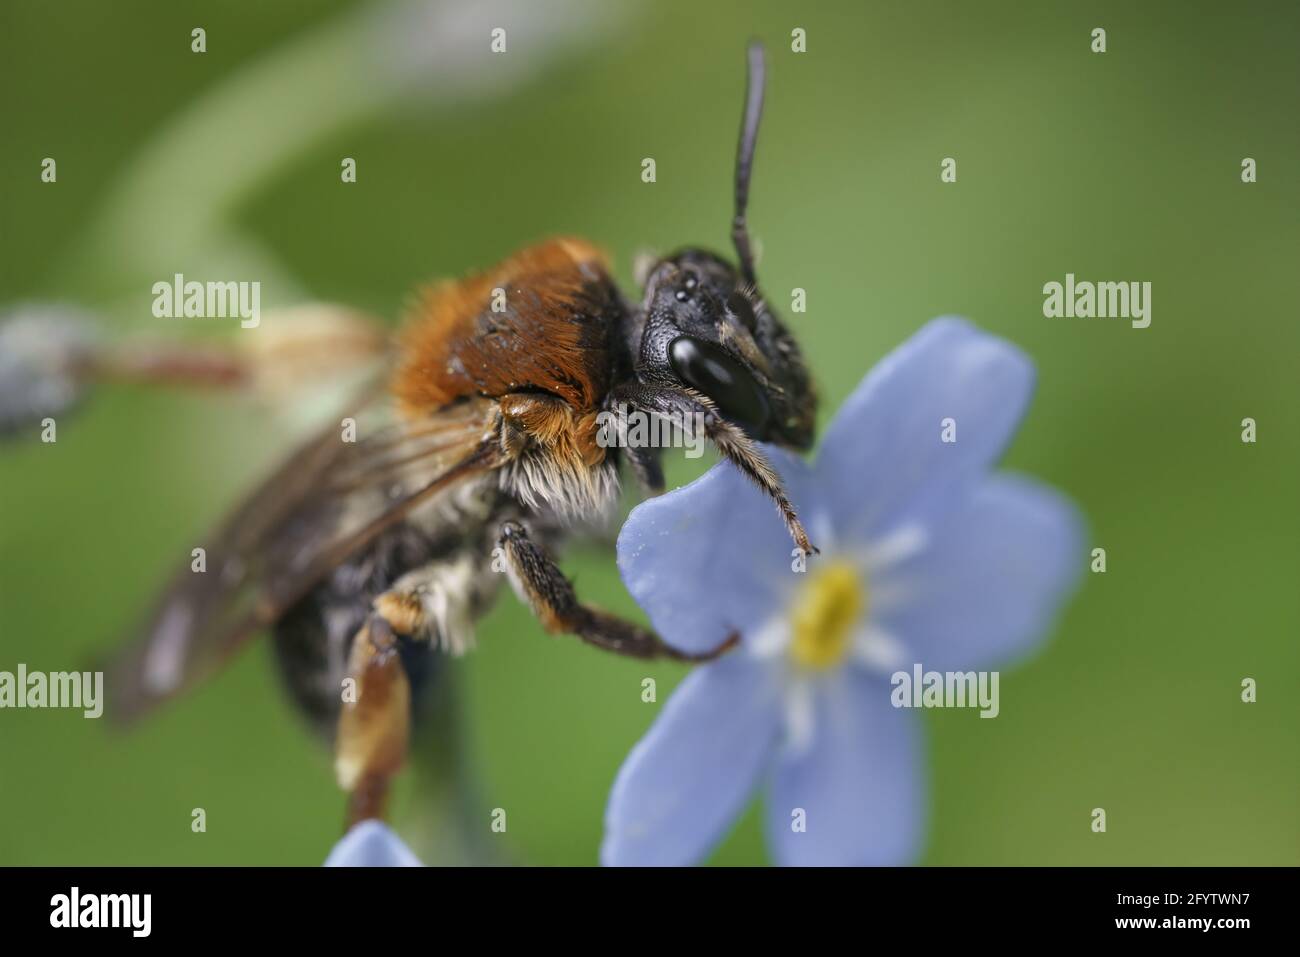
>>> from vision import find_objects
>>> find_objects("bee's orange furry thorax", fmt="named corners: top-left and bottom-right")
top-left (393, 238), bottom-right (624, 420)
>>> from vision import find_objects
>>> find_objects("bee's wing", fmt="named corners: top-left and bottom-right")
top-left (104, 390), bottom-right (505, 723)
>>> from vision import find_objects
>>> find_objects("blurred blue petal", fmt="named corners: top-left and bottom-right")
top-left (815, 318), bottom-right (1035, 546)
top-left (602, 655), bottom-right (783, 866)
top-left (765, 670), bottom-right (924, 866)
top-left (617, 446), bottom-right (820, 656)
top-left (873, 474), bottom-right (1085, 672)
top-left (324, 820), bottom-right (423, 867)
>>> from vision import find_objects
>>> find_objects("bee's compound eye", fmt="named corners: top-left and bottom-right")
top-left (668, 335), bottom-right (769, 438)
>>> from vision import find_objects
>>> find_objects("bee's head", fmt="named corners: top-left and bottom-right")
top-left (637, 249), bottom-right (815, 449)
top-left (631, 42), bottom-right (815, 450)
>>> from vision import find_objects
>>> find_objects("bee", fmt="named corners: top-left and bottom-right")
top-left (103, 42), bottom-right (817, 827)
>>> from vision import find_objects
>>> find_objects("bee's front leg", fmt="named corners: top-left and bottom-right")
top-left (607, 383), bottom-right (817, 555)
top-left (495, 521), bottom-right (736, 662)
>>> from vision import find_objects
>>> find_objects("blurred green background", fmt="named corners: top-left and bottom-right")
top-left (1, 0), bottom-right (1296, 866)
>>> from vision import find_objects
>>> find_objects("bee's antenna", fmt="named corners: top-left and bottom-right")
top-left (732, 41), bottom-right (766, 286)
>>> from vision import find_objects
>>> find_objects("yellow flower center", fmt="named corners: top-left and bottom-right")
top-left (789, 561), bottom-right (864, 671)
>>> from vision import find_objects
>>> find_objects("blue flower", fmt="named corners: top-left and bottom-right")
top-left (603, 318), bottom-right (1084, 866)
top-left (324, 820), bottom-right (423, 867)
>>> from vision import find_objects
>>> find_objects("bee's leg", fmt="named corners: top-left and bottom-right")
top-left (495, 520), bottom-right (737, 662)
top-left (598, 395), bottom-right (665, 494)
top-left (335, 554), bottom-right (485, 828)
top-left (622, 444), bottom-right (665, 494)
top-left (609, 383), bottom-right (817, 555)
top-left (336, 613), bottom-right (411, 829)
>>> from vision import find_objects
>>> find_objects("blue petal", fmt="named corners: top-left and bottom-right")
top-left (617, 446), bottom-right (820, 656)
top-left (602, 654), bottom-right (782, 866)
top-left (873, 473), bottom-right (1084, 672)
top-left (815, 318), bottom-right (1035, 545)
top-left (765, 669), bottom-right (924, 866)
top-left (324, 820), bottom-right (423, 867)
